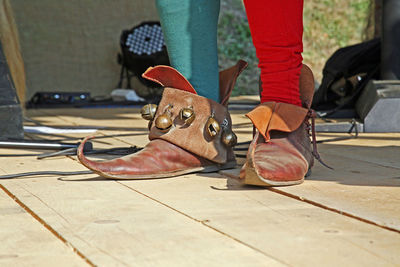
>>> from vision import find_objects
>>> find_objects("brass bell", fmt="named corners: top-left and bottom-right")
top-left (221, 129), bottom-right (237, 147)
top-left (155, 113), bottom-right (173, 133)
top-left (141, 104), bottom-right (157, 121)
top-left (206, 116), bottom-right (220, 138)
top-left (179, 107), bottom-right (195, 125)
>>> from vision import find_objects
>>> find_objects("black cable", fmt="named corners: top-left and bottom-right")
top-left (87, 146), bottom-right (141, 155)
top-left (235, 141), bottom-right (251, 147)
top-left (233, 147), bottom-right (250, 151)
top-left (23, 116), bottom-right (45, 126)
top-left (37, 148), bottom-right (77, 159)
top-left (234, 140), bottom-right (250, 157)
top-left (0, 171), bottom-right (93, 179)
top-left (38, 146), bottom-right (142, 159)
top-left (0, 146), bottom-right (142, 158)
top-left (0, 147), bottom-right (142, 178)
top-left (316, 119), bottom-right (359, 143)
top-left (45, 133), bottom-right (146, 142)
top-left (0, 153), bottom-right (44, 157)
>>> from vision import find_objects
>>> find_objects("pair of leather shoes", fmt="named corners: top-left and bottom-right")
top-left (77, 62), bottom-right (322, 186)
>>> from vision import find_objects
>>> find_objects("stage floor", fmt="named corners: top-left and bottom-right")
top-left (1, 106), bottom-right (399, 266)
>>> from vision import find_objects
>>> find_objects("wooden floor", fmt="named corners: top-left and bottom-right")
top-left (1, 107), bottom-right (399, 266)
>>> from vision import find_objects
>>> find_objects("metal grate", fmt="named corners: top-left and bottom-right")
top-left (125, 24), bottom-right (165, 56)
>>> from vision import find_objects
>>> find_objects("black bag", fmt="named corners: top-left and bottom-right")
top-left (312, 38), bottom-right (381, 115)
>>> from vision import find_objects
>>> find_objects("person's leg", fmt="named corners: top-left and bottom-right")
top-left (155, 0), bottom-right (220, 102)
top-left (243, 0), bottom-right (303, 106)
top-left (240, 0), bottom-right (324, 186)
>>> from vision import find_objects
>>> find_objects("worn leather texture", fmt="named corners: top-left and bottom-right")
top-left (299, 64), bottom-right (314, 109)
top-left (241, 64), bottom-right (316, 185)
top-left (77, 61), bottom-right (247, 179)
top-left (78, 138), bottom-right (213, 179)
top-left (246, 102), bottom-right (308, 141)
top-left (243, 113), bottom-right (314, 183)
top-left (149, 87), bottom-right (232, 164)
top-left (219, 60), bottom-right (248, 106)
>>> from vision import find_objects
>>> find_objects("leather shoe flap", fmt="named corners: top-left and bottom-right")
top-left (299, 64), bottom-right (315, 108)
top-left (219, 60), bottom-right (248, 106)
top-left (246, 102), bottom-right (308, 141)
top-left (142, 65), bottom-right (197, 94)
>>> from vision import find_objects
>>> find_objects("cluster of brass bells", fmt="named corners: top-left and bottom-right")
top-left (141, 103), bottom-right (174, 132)
top-left (206, 114), bottom-right (237, 147)
top-left (140, 104), bottom-right (236, 147)
top-left (141, 104), bottom-right (196, 133)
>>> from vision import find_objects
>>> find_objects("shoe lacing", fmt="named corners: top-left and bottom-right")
top-left (306, 109), bottom-right (333, 170)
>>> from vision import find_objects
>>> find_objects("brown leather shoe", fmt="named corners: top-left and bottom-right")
top-left (240, 65), bottom-right (327, 186)
top-left (77, 60), bottom-right (247, 179)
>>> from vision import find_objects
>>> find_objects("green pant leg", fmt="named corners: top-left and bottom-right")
top-left (155, 0), bottom-right (220, 102)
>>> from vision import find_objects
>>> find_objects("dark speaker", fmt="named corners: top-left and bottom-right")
top-left (0, 42), bottom-right (23, 139)
top-left (356, 80), bottom-right (400, 132)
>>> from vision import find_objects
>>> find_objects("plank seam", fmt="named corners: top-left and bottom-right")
top-left (323, 150), bottom-right (400, 171)
top-left (117, 181), bottom-right (290, 266)
top-left (17, 184), bottom-right (71, 224)
top-left (267, 187), bottom-right (400, 234)
top-left (220, 171), bottom-right (400, 234)
top-left (0, 184), bottom-right (96, 267)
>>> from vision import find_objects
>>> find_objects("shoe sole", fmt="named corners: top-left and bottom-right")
top-left (242, 164), bottom-right (307, 186)
top-left (88, 161), bottom-right (237, 180)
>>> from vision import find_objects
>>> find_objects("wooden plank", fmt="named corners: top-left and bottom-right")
top-left (317, 133), bottom-right (400, 169)
top-left (32, 108), bottom-right (400, 231)
top-left (218, 114), bottom-right (400, 232)
top-left (3, 151), bottom-right (400, 266)
top-left (34, 108), bottom-right (146, 130)
top-left (25, 109), bottom-right (400, 231)
top-left (119, 175), bottom-right (400, 266)
top-left (221, 141), bottom-right (400, 232)
top-left (16, 108), bottom-right (400, 265)
top-left (26, 108), bottom-right (149, 148)
top-left (229, 95), bottom-right (260, 103)
top-left (0, 188), bottom-right (88, 267)
top-left (0, 156), bottom-right (279, 266)
top-left (315, 132), bottom-right (400, 148)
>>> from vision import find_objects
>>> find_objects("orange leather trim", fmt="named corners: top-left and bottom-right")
top-left (142, 65), bottom-right (197, 94)
top-left (143, 61), bottom-right (248, 105)
top-left (246, 102), bottom-right (308, 141)
top-left (246, 102), bottom-right (275, 140)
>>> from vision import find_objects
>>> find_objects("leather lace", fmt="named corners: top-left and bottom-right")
top-left (306, 110), bottom-right (333, 170)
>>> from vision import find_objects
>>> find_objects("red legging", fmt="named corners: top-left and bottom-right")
top-left (243, 0), bottom-right (304, 106)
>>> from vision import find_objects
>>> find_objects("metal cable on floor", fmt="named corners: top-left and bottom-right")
top-left (0, 171), bottom-right (93, 179)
